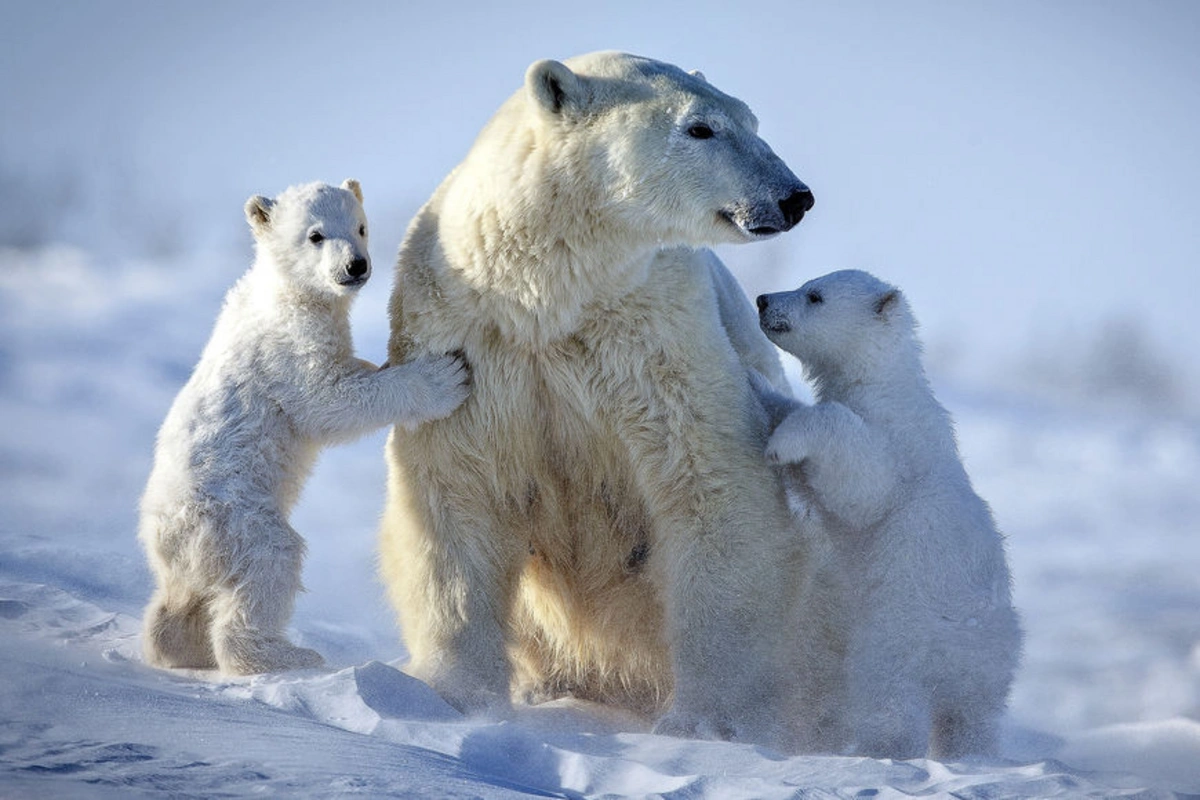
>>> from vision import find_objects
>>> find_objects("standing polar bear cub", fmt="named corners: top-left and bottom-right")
top-left (756, 269), bottom-right (1022, 759)
top-left (381, 51), bottom-right (829, 749)
top-left (139, 180), bottom-right (470, 676)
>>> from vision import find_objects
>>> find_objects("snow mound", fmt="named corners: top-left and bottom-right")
top-left (1, 579), bottom-right (1190, 798)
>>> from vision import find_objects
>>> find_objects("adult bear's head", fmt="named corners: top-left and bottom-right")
top-left (425, 51), bottom-right (814, 341)
top-left (519, 51), bottom-right (813, 247)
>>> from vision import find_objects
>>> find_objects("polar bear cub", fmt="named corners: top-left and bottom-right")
top-left (755, 269), bottom-right (1021, 760)
top-left (139, 179), bottom-right (470, 676)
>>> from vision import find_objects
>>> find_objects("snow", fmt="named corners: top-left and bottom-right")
top-left (2, 586), bottom-right (1193, 800)
top-left (2, 244), bottom-right (1199, 798)
top-left (3, 1), bottom-right (1199, 795)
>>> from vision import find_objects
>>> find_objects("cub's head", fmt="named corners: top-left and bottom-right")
top-left (245, 179), bottom-right (370, 297)
top-left (757, 270), bottom-right (917, 382)
top-left (519, 51), bottom-right (813, 247)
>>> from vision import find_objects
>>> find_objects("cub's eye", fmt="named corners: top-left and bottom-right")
top-left (686, 123), bottom-right (714, 140)
top-left (806, 290), bottom-right (823, 305)
top-left (358, 224), bottom-right (366, 237)
top-left (308, 231), bottom-right (324, 245)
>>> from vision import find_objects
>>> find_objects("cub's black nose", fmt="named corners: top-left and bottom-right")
top-left (756, 294), bottom-right (770, 312)
top-left (779, 189), bottom-right (815, 229)
top-left (348, 257), bottom-right (369, 278)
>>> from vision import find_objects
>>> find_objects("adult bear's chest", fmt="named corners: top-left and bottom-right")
top-left (465, 307), bottom-right (670, 576)
top-left (467, 252), bottom-right (698, 454)
top-left (423, 249), bottom-right (719, 573)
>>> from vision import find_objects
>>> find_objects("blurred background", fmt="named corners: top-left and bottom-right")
top-left (3, 0), bottom-right (1198, 407)
top-left (1, 0), bottom-right (1197, 758)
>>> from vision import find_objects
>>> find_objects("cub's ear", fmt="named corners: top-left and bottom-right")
top-left (874, 289), bottom-right (901, 318)
top-left (526, 58), bottom-right (586, 116)
top-left (244, 195), bottom-right (274, 235)
top-left (688, 69), bottom-right (707, 83)
top-left (341, 178), bottom-right (363, 204)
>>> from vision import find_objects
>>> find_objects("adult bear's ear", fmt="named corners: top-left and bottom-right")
top-left (341, 178), bottom-right (363, 204)
top-left (244, 195), bottom-right (274, 235)
top-left (526, 59), bottom-right (586, 117)
top-left (688, 69), bottom-right (707, 83)
top-left (874, 290), bottom-right (900, 318)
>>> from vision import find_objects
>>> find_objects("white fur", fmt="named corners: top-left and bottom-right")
top-left (139, 180), bottom-right (470, 676)
top-left (707, 251), bottom-right (792, 394)
top-left (379, 52), bottom-right (832, 750)
top-left (756, 269), bottom-right (1023, 759)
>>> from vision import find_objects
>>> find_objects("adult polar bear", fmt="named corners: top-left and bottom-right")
top-left (381, 52), bottom-right (821, 747)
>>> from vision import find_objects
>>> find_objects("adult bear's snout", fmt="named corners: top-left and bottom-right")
top-left (756, 294), bottom-right (770, 312)
top-left (778, 188), bottom-right (815, 230)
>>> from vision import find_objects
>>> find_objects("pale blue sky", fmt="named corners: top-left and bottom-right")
top-left (3, 0), bottom-right (1198, 373)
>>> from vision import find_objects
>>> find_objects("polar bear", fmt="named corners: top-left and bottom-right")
top-left (139, 180), bottom-right (470, 676)
top-left (380, 51), bottom-right (832, 749)
top-left (755, 269), bottom-right (1022, 759)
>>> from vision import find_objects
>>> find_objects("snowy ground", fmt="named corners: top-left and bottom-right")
top-left (2, 245), bottom-right (1199, 798)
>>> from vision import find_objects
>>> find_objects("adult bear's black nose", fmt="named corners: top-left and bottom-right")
top-left (756, 294), bottom-right (769, 312)
top-left (779, 188), bottom-right (815, 229)
top-left (348, 257), bottom-right (369, 278)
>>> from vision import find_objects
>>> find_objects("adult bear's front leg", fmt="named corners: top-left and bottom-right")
top-left (644, 459), bottom-right (803, 750)
top-left (379, 429), bottom-right (522, 714)
top-left (611, 365), bottom-right (805, 751)
top-left (588, 254), bottom-right (814, 750)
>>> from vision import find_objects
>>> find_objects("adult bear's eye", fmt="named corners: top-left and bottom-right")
top-left (358, 224), bottom-right (366, 237)
top-left (687, 123), bottom-right (714, 140)
top-left (806, 290), bottom-right (823, 305)
top-left (308, 231), bottom-right (324, 244)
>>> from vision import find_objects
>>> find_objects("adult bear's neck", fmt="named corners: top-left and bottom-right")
top-left (430, 125), bottom-right (659, 345)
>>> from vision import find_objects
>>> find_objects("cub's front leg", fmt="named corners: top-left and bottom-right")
top-left (283, 352), bottom-right (471, 444)
top-left (766, 402), bottom-right (898, 531)
top-left (763, 403), bottom-right (843, 466)
top-left (747, 369), bottom-right (806, 432)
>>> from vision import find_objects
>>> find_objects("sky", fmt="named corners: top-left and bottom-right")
top-left (1, 0), bottom-right (1198, 386)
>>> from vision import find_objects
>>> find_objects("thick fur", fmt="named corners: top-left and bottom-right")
top-left (380, 51), bottom-right (832, 749)
top-left (139, 180), bottom-right (470, 676)
top-left (756, 269), bottom-right (1023, 759)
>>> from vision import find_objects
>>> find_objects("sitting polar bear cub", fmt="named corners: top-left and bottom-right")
top-left (755, 269), bottom-right (1022, 760)
top-left (139, 180), bottom-right (470, 676)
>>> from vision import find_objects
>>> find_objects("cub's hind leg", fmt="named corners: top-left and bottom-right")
top-left (142, 587), bottom-right (217, 669)
top-left (208, 513), bottom-right (322, 675)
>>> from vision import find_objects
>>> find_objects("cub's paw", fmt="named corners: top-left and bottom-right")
top-left (765, 427), bottom-right (809, 465)
top-left (272, 644), bottom-right (325, 671)
top-left (217, 637), bottom-right (324, 676)
top-left (395, 351), bottom-right (472, 429)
